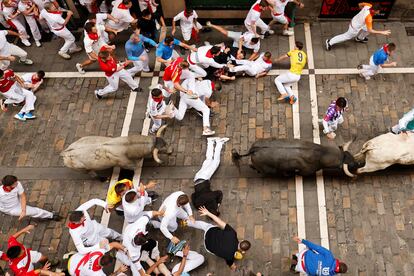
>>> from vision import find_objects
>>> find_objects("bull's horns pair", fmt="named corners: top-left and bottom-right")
top-left (153, 125), bottom-right (168, 164)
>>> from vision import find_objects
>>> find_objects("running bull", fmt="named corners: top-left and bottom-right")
top-left (232, 138), bottom-right (358, 177)
top-left (349, 132), bottom-right (414, 176)
top-left (61, 125), bottom-right (171, 172)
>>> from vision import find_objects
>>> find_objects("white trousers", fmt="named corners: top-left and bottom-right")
top-left (189, 63), bottom-right (207, 78)
top-left (0, 43), bottom-right (28, 70)
top-left (10, 16), bottom-right (29, 39)
top-left (83, 220), bottom-right (122, 246)
top-left (271, 14), bottom-right (289, 25)
top-left (329, 24), bottom-right (370, 46)
top-left (172, 251), bottom-right (205, 274)
top-left (323, 115), bottom-right (344, 134)
top-left (0, 14), bottom-right (9, 28)
top-left (361, 56), bottom-right (379, 78)
top-left (24, 15), bottom-right (42, 41)
top-left (232, 59), bottom-right (258, 76)
top-left (194, 138), bottom-right (224, 181)
top-left (181, 22), bottom-right (203, 41)
top-left (97, 69), bottom-right (138, 96)
top-left (0, 203), bottom-right (52, 219)
top-left (163, 69), bottom-right (194, 98)
top-left (152, 208), bottom-right (189, 233)
top-left (175, 79), bottom-right (210, 127)
top-left (150, 118), bottom-right (162, 133)
top-left (274, 72), bottom-right (301, 96)
top-left (2, 83), bottom-right (36, 113)
top-left (127, 51), bottom-right (150, 75)
top-left (52, 27), bottom-right (77, 53)
top-left (244, 18), bottom-right (269, 34)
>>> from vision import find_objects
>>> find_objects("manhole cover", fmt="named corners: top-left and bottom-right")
top-left (406, 27), bottom-right (414, 36)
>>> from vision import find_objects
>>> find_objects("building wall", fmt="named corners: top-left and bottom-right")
top-left (161, 0), bottom-right (414, 21)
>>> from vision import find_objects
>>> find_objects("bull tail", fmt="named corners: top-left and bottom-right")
top-left (231, 147), bottom-right (257, 172)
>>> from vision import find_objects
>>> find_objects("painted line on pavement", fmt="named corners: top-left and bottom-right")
top-left (288, 33), bottom-right (306, 254)
top-left (304, 23), bottom-right (330, 249)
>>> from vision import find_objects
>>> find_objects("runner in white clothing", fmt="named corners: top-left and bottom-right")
top-left (1, 0), bottom-right (32, 46)
top-left (106, 0), bottom-right (137, 34)
top-left (206, 22), bottom-right (261, 61)
top-left (172, 8), bottom-right (202, 43)
top-left (174, 79), bottom-right (219, 136)
top-left (20, 70), bottom-right (45, 92)
top-left (147, 86), bottom-right (174, 134)
top-left (0, 175), bottom-right (59, 220)
top-left (187, 45), bottom-right (226, 78)
top-left (230, 52), bottom-right (273, 77)
top-left (326, 2), bottom-right (391, 51)
top-left (0, 30), bottom-right (33, 70)
top-left (268, 0), bottom-right (304, 36)
top-left (244, 0), bottom-right (273, 37)
top-left (68, 199), bottom-right (122, 255)
top-left (67, 242), bottom-right (127, 276)
top-left (17, 0), bottom-right (43, 47)
top-left (40, 3), bottom-right (82, 59)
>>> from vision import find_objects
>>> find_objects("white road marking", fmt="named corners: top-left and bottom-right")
top-left (304, 23), bottom-right (330, 249)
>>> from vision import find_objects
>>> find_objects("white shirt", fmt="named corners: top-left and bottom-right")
top-left (40, 9), bottom-right (65, 30)
top-left (194, 80), bottom-right (213, 103)
top-left (351, 4), bottom-right (371, 30)
top-left (158, 191), bottom-right (193, 240)
top-left (21, 73), bottom-right (34, 84)
top-left (272, 0), bottom-right (292, 15)
top-left (2, 5), bottom-right (18, 20)
top-left (147, 95), bottom-right (166, 117)
top-left (32, 0), bottom-right (52, 11)
top-left (188, 45), bottom-right (225, 69)
top-left (83, 24), bottom-right (106, 54)
top-left (245, 0), bottom-right (262, 26)
top-left (138, 0), bottom-right (157, 12)
top-left (173, 10), bottom-right (198, 31)
top-left (0, 31), bottom-right (10, 57)
top-left (18, 1), bottom-right (36, 17)
top-left (69, 199), bottom-right (107, 255)
top-left (107, 0), bottom-right (134, 31)
top-left (68, 249), bottom-right (107, 276)
top-left (241, 32), bottom-right (260, 53)
top-left (252, 53), bottom-right (272, 73)
top-left (122, 190), bottom-right (148, 224)
top-left (0, 182), bottom-right (24, 210)
top-left (122, 213), bottom-right (153, 271)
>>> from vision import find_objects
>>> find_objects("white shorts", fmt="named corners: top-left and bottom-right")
top-left (227, 31), bottom-right (242, 47)
top-left (272, 13), bottom-right (289, 25)
top-left (30, 250), bottom-right (42, 263)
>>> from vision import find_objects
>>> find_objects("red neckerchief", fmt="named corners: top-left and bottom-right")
top-left (252, 3), bottom-right (262, 12)
top-left (118, 3), bottom-right (128, 9)
top-left (334, 259), bottom-right (340, 273)
top-left (48, 10), bottom-right (62, 14)
top-left (263, 58), bottom-right (272, 64)
top-left (144, 0), bottom-right (153, 13)
top-left (184, 10), bottom-right (191, 18)
top-left (383, 44), bottom-right (389, 54)
top-left (2, 185), bottom-right (14, 192)
top-left (67, 221), bottom-right (85, 229)
top-left (205, 50), bottom-right (214, 58)
top-left (369, 8), bottom-right (376, 16)
top-left (152, 96), bottom-right (163, 103)
top-left (31, 75), bottom-right (40, 85)
top-left (211, 81), bottom-right (215, 91)
top-left (87, 32), bottom-right (99, 41)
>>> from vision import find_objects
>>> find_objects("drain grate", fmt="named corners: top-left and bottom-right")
top-left (406, 27), bottom-right (414, 36)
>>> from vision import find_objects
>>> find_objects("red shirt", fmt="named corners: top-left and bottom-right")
top-left (7, 236), bottom-right (38, 276)
top-left (98, 56), bottom-right (117, 77)
top-left (0, 69), bottom-right (16, 93)
top-left (163, 57), bottom-right (183, 83)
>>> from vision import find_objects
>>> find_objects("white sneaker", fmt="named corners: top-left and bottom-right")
top-left (35, 40), bottom-right (41, 47)
top-left (283, 30), bottom-right (294, 36)
top-left (58, 51), bottom-right (71, 59)
top-left (19, 58), bottom-right (33, 65)
top-left (217, 137), bottom-right (230, 143)
top-left (202, 128), bottom-right (215, 136)
top-left (69, 46), bottom-right (82, 54)
top-left (267, 30), bottom-right (275, 35)
top-left (76, 63), bottom-right (85, 74)
top-left (206, 21), bottom-right (212, 27)
top-left (21, 39), bottom-right (31, 46)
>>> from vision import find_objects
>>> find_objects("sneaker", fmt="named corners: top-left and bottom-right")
top-left (325, 39), bottom-right (331, 51)
top-left (147, 191), bottom-right (159, 202)
top-left (355, 37), bottom-right (368, 43)
top-left (51, 212), bottom-right (62, 221)
top-left (69, 46), bottom-right (83, 53)
top-left (357, 64), bottom-right (363, 70)
top-left (267, 29), bottom-right (275, 35)
top-left (19, 58), bottom-right (33, 65)
top-left (289, 95), bottom-right (297, 104)
top-left (263, 31), bottom-right (271, 38)
top-left (35, 40), bottom-right (41, 47)
top-left (364, 76), bottom-right (371, 80)
top-left (132, 87), bottom-right (143, 93)
top-left (195, 110), bottom-right (203, 118)
top-left (283, 29), bottom-right (294, 36)
top-left (206, 21), bottom-right (212, 27)
top-left (58, 51), bottom-right (71, 59)
top-left (14, 113), bottom-right (26, 121)
top-left (63, 251), bottom-right (77, 260)
top-left (21, 39), bottom-right (31, 47)
top-left (202, 128), bottom-right (215, 136)
top-left (390, 127), bottom-right (397, 134)
top-left (217, 137), bottom-right (230, 143)
top-left (277, 94), bottom-right (288, 101)
top-left (94, 90), bottom-right (102, 99)
top-left (76, 63), bottom-right (85, 74)
top-left (0, 99), bottom-right (7, 112)
top-left (24, 111), bottom-right (36, 119)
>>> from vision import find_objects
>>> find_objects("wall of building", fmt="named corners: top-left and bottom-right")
top-left (160, 0), bottom-right (414, 21)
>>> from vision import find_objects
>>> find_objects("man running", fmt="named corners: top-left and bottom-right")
top-left (357, 42), bottom-right (397, 80)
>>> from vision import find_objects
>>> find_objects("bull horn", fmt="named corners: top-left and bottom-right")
top-left (343, 163), bottom-right (356, 178)
top-left (152, 148), bottom-right (163, 164)
top-left (156, 124), bottom-right (167, 138)
top-left (342, 139), bottom-right (353, 152)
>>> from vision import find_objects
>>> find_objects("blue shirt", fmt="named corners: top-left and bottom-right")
top-left (125, 35), bottom-right (157, 61)
top-left (302, 240), bottom-right (338, 276)
top-left (372, 47), bottom-right (388, 66)
top-left (155, 38), bottom-right (181, 60)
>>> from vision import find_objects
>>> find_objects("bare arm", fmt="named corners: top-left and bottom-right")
top-left (179, 41), bottom-right (197, 52)
top-left (274, 54), bottom-right (289, 63)
top-left (198, 206), bottom-right (226, 230)
top-left (13, 225), bottom-right (34, 238)
top-left (368, 28), bottom-right (391, 35)
top-left (381, 61), bottom-right (397, 68)
top-left (249, 52), bottom-right (259, 61)
top-left (255, 71), bottom-right (268, 78)
top-left (63, 10), bottom-right (73, 26)
top-left (19, 192), bottom-right (27, 220)
top-left (171, 20), bottom-right (176, 35)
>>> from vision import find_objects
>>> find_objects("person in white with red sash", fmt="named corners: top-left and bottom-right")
top-left (244, 0), bottom-right (273, 38)
top-left (187, 45), bottom-right (226, 78)
top-left (0, 29), bottom-right (33, 70)
top-left (17, 0), bottom-right (43, 47)
top-left (1, 0), bottom-right (32, 46)
top-left (268, 0), bottom-right (304, 36)
top-left (230, 52), bottom-right (273, 78)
